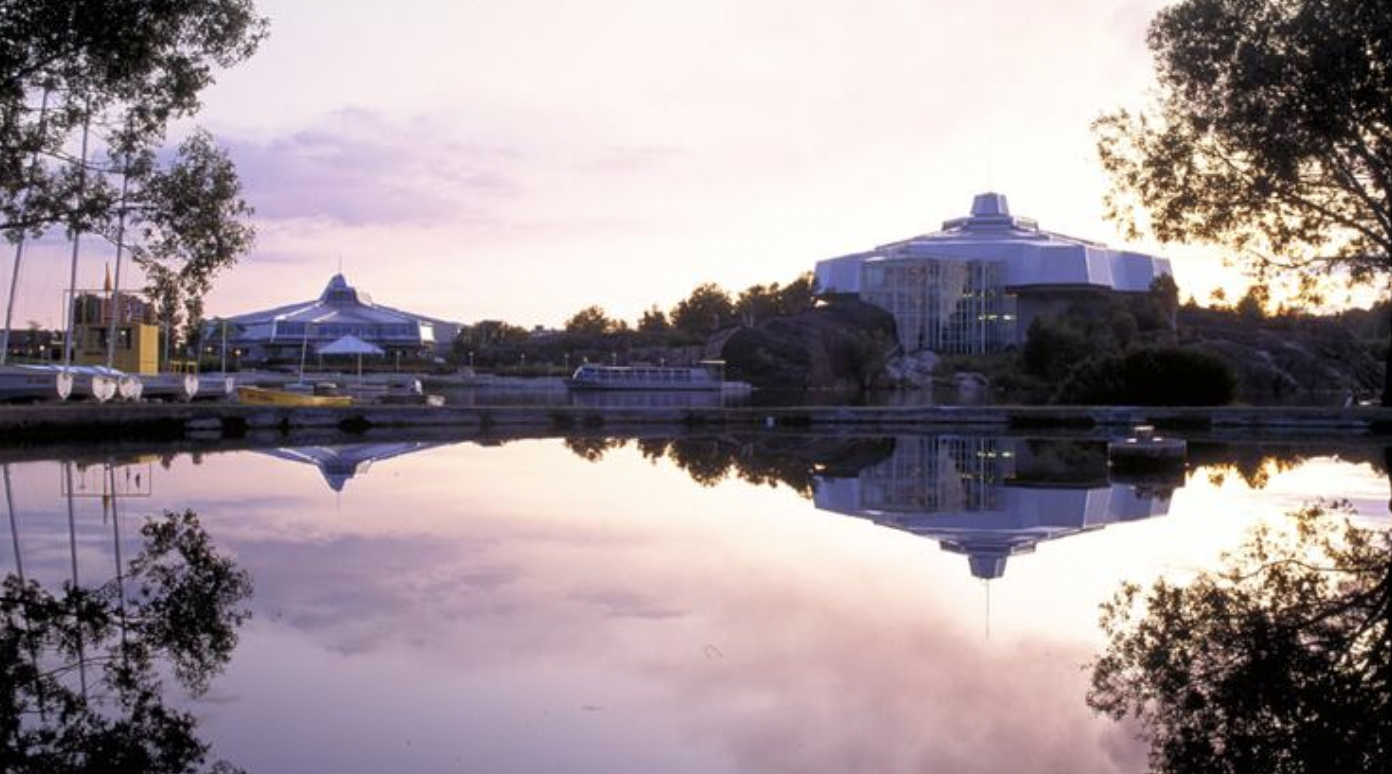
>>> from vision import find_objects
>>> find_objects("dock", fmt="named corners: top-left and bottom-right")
top-left (3, 402), bottom-right (1392, 445)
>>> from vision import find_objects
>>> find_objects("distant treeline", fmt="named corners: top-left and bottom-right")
top-left (452, 273), bottom-right (814, 370)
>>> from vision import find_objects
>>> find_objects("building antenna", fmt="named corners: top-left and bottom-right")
top-left (983, 579), bottom-right (992, 641)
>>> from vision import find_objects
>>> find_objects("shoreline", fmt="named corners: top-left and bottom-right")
top-left (2, 402), bottom-right (1392, 448)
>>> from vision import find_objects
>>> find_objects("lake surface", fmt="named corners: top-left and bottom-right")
top-left (2, 432), bottom-right (1388, 773)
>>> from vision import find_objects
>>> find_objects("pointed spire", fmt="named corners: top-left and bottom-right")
top-left (103, 262), bottom-right (112, 293)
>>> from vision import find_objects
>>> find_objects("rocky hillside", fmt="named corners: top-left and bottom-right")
top-left (1177, 307), bottom-right (1384, 398)
top-left (716, 299), bottom-right (899, 390)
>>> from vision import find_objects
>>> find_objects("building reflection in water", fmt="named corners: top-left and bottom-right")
top-left (813, 436), bottom-right (1175, 579)
top-left (256, 441), bottom-right (449, 491)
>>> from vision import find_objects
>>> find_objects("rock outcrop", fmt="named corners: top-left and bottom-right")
top-left (717, 300), bottom-right (899, 390)
top-left (1178, 308), bottom-right (1383, 398)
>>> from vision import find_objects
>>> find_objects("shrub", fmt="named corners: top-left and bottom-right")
top-left (1055, 346), bottom-right (1237, 405)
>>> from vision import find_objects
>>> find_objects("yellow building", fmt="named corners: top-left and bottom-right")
top-left (72, 291), bottom-right (161, 375)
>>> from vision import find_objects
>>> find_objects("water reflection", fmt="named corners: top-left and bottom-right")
top-left (2, 433), bottom-right (1385, 773)
top-left (812, 436), bottom-right (1171, 578)
top-left (255, 442), bottom-right (449, 492)
top-left (2, 461), bottom-right (252, 773)
top-left (1089, 503), bottom-right (1391, 774)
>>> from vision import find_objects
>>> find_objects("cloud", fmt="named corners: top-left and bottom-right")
top-left (222, 108), bottom-right (521, 228)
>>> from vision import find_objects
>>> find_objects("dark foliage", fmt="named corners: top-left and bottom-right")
top-left (0, 508), bottom-right (252, 773)
top-left (1, 0), bottom-right (268, 351)
top-left (1096, 0), bottom-right (1392, 400)
top-left (1055, 346), bottom-right (1236, 406)
top-left (1089, 504), bottom-right (1390, 774)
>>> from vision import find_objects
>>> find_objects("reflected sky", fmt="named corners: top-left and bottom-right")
top-left (2, 436), bottom-right (1387, 774)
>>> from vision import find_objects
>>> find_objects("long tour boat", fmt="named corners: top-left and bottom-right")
top-left (565, 361), bottom-right (739, 392)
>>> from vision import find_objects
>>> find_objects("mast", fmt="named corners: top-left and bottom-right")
top-left (1, 87), bottom-right (52, 365)
top-left (61, 100), bottom-right (94, 369)
top-left (104, 145), bottom-right (133, 370)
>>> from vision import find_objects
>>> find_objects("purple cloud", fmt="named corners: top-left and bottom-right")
top-left (222, 109), bottom-right (521, 227)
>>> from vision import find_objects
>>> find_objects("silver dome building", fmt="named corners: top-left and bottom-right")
top-left (815, 193), bottom-right (1173, 354)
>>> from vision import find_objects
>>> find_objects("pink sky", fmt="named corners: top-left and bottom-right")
top-left (7, 0), bottom-right (1323, 329)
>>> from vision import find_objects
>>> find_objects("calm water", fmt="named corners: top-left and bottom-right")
top-left (2, 433), bottom-right (1388, 773)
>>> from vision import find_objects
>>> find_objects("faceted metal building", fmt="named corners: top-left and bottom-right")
top-left (210, 274), bottom-right (462, 364)
top-left (815, 193), bottom-right (1173, 354)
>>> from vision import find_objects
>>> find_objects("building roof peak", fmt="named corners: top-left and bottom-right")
top-left (970, 192), bottom-right (1010, 217)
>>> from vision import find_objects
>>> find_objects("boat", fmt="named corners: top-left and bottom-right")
top-left (194, 373), bottom-right (236, 401)
top-left (0, 365), bottom-right (74, 403)
top-left (142, 373), bottom-right (200, 402)
top-left (565, 361), bottom-right (742, 392)
top-left (17, 364), bottom-right (119, 402)
top-left (235, 385), bottom-right (354, 407)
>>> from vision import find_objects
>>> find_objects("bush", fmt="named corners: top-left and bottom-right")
top-left (1055, 346), bottom-right (1237, 405)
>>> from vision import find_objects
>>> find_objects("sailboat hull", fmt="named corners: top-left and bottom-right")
top-left (0, 366), bottom-right (74, 402)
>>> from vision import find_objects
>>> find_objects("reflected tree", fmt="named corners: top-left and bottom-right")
top-left (1, 509), bottom-right (252, 773)
top-left (1088, 503), bottom-right (1389, 774)
top-left (562, 436), bottom-right (626, 462)
top-left (566, 433), bottom-right (895, 497)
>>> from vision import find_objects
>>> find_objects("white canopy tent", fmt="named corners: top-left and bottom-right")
top-left (318, 335), bottom-right (385, 380)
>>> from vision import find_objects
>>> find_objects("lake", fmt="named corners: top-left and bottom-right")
top-left (2, 432), bottom-right (1387, 773)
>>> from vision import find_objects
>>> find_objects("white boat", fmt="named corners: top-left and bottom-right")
top-left (142, 373), bottom-right (200, 402)
top-left (87, 366), bottom-right (143, 401)
top-left (565, 361), bottom-right (748, 392)
top-left (194, 373), bottom-right (236, 401)
top-left (0, 365), bottom-right (74, 402)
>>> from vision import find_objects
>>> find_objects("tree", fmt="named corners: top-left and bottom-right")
top-left (775, 271), bottom-right (817, 316)
top-left (1, 0), bottom-right (268, 233)
top-left (1088, 504), bottom-right (1389, 774)
top-left (637, 305), bottom-right (670, 333)
top-left (1095, 0), bottom-right (1392, 402)
top-left (1, 1), bottom-right (267, 357)
top-left (735, 283), bottom-right (779, 326)
top-left (564, 305), bottom-right (614, 336)
top-left (671, 282), bottom-right (734, 335)
top-left (1054, 345), bottom-right (1237, 406)
top-left (1, 509), bottom-right (253, 772)
top-left (132, 130), bottom-right (255, 353)
top-left (1235, 283), bottom-right (1270, 321)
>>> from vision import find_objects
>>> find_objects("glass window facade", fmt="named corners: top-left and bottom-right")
top-left (860, 257), bottom-right (1017, 354)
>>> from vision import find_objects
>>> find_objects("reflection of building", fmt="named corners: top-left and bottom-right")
top-left (209, 274), bottom-right (462, 364)
top-left (814, 436), bottom-right (1171, 579)
top-left (814, 193), bottom-right (1172, 354)
top-left (257, 442), bottom-right (447, 491)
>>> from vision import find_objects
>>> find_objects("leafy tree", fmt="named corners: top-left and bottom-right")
top-left (1235, 283), bottom-right (1270, 321)
top-left (564, 305), bottom-right (614, 336)
top-left (132, 131), bottom-right (255, 353)
top-left (775, 271), bottom-right (817, 316)
top-left (1022, 316), bottom-right (1092, 381)
top-left (1055, 345), bottom-right (1236, 405)
top-left (1, 1), bottom-right (267, 357)
top-left (1088, 503), bottom-right (1390, 774)
top-left (670, 282), bottom-right (734, 335)
top-left (1095, 0), bottom-right (1392, 402)
top-left (1, 509), bottom-right (253, 773)
top-left (637, 305), bottom-right (670, 333)
top-left (735, 273), bottom-right (817, 326)
top-left (735, 283), bottom-right (779, 326)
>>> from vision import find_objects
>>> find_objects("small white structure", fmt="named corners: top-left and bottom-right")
top-left (815, 193), bottom-right (1173, 353)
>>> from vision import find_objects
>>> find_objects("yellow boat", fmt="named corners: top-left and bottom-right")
top-left (235, 385), bottom-right (354, 407)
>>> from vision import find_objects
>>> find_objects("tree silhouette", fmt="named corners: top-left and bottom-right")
top-left (1095, 0), bottom-right (1392, 401)
top-left (1088, 503), bottom-right (1390, 774)
top-left (1, 509), bottom-right (253, 773)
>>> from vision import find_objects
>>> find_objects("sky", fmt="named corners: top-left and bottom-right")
top-left (5, 0), bottom-right (1321, 329)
